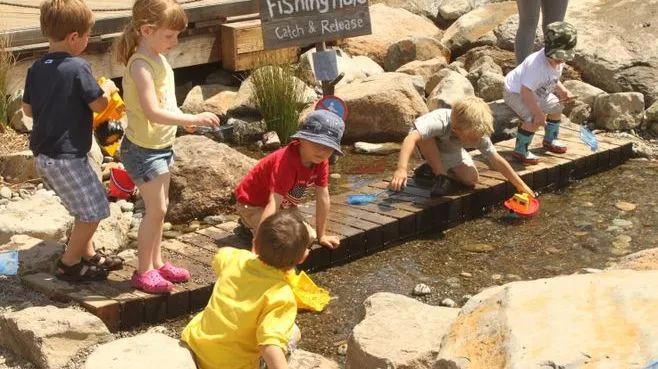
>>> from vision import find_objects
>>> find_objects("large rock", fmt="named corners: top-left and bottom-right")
top-left (438, 0), bottom-right (472, 23)
top-left (437, 270), bottom-right (658, 369)
top-left (384, 37), bottom-right (451, 72)
top-left (567, 0), bottom-right (658, 106)
top-left (346, 292), bottom-right (459, 369)
top-left (168, 135), bottom-right (257, 223)
top-left (373, 0), bottom-right (440, 22)
top-left (494, 14), bottom-right (543, 52)
top-left (0, 235), bottom-right (62, 275)
top-left (336, 73), bottom-right (428, 142)
top-left (297, 48), bottom-right (384, 87)
top-left (9, 109), bottom-right (33, 133)
top-left (0, 192), bottom-right (73, 244)
top-left (592, 92), bottom-right (645, 131)
top-left (0, 150), bottom-right (37, 183)
top-left (489, 99), bottom-right (521, 141)
top-left (289, 349), bottom-right (340, 369)
top-left (84, 333), bottom-right (196, 369)
top-left (440, 2), bottom-right (518, 57)
top-left (0, 306), bottom-right (111, 369)
top-left (91, 202), bottom-right (132, 254)
top-left (227, 117), bottom-right (268, 145)
top-left (647, 101), bottom-right (658, 135)
top-left (180, 84), bottom-right (238, 119)
top-left (465, 54), bottom-right (503, 85)
top-left (338, 4), bottom-right (440, 66)
top-left (396, 58), bottom-right (450, 84)
top-left (609, 248), bottom-right (658, 271)
top-left (427, 69), bottom-right (475, 110)
top-left (562, 79), bottom-right (607, 113)
top-left (88, 138), bottom-right (103, 182)
top-left (475, 71), bottom-right (505, 102)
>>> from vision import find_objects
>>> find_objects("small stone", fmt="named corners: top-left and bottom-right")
top-left (0, 186), bottom-right (12, 199)
top-left (203, 215), bottom-right (225, 225)
top-left (574, 231), bottom-right (589, 237)
top-left (37, 183), bottom-right (44, 190)
top-left (329, 173), bottom-right (341, 179)
top-left (254, 140), bottom-right (264, 150)
top-left (163, 230), bottom-right (182, 239)
top-left (545, 247), bottom-right (561, 254)
top-left (130, 218), bottom-right (141, 229)
top-left (186, 221), bottom-right (201, 232)
top-left (128, 231), bottom-right (139, 240)
top-left (460, 272), bottom-right (472, 278)
top-left (606, 225), bottom-right (622, 233)
top-left (116, 200), bottom-right (135, 212)
top-left (146, 326), bottom-right (170, 335)
top-left (413, 283), bottom-right (431, 296)
top-left (0, 198), bottom-right (9, 206)
top-left (117, 249), bottom-right (138, 261)
top-left (337, 343), bottom-right (348, 356)
top-left (462, 243), bottom-right (494, 252)
top-left (440, 298), bottom-right (457, 308)
top-left (491, 274), bottom-right (503, 281)
top-left (506, 274), bottom-right (522, 281)
top-left (614, 234), bottom-right (632, 244)
top-left (461, 294), bottom-right (473, 303)
top-left (612, 219), bottom-right (633, 229)
top-left (581, 202), bottom-right (595, 207)
top-left (18, 189), bottom-right (30, 198)
top-left (262, 131), bottom-right (281, 150)
top-left (615, 201), bottom-right (637, 211)
top-left (581, 268), bottom-right (602, 274)
top-left (162, 222), bottom-right (173, 231)
top-left (102, 156), bottom-right (114, 163)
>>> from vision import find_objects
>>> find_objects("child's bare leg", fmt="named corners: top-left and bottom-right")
top-left (136, 173), bottom-right (170, 273)
top-left (450, 163), bottom-right (479, 187)
top-left (416, 138), bottom-right (445, 176)
top-left (61, 219), bottom-right (99, 266)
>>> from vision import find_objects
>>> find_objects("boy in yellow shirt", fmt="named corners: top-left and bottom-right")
top-left (182, 210), bottom-right (311, 369)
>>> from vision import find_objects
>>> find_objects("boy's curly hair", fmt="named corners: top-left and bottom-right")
top-left (255, 210), bottom-right (311, 270)
top-left (40, 0), bottom-right (94, 41)
top-left (451, 96), bottom-right (494, 137)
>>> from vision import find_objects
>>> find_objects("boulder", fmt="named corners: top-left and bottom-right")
top-left (180, 84), bottom-right (239, 119)
top-left (567, 0), bottom-right (658, 106)
top-left (465, 55), bottom-right (503, 85)
top-left (6, 89), bottom-right (24, 121)
top-left (384, 37), bottom-right (451, 72)
top-left (396, 58), bottom-right (450, 84)
top-left (567, 101), bottom-right (593, 126)
top-left (354, 142), bottom-right (402, 155)
top-left (84, 333), bottom-right (196, 369)
top-left (0, 235), bottom-right (62, 275)
top-left (609, 248), bottom-right (658, 271)
top-left (0, 306), bottom-right (111, 369)
top-left (494, 14), bottom-right (543, 52)
top-left (372, 0), bottom-right (440, 22)
top-left (437, 270), bottom-right (658, 369)
top-left (488, 99), bottom-right (521, 141)
top-left (9, 109), bottom-right (33, 133)
top-left (338, 4), bottom-right (440, 66)
top-left (0, 150), bottom-right (37, 184)
top-left (427, 69), bottom-right (475, 110)
top-left (475, 71), bottom-right (505, 102)
top-left (647, 101), bottom-right (658, 135)
top-left (0, 192), bottom-right (73, 244)
top-left (592, 92), bottom-right (645, 131)
top-left (459, 45), bottom-right (517, 76)
top-left (297, 48), bottom-right (384, 87)
top-left (336, 73), bottom-right (428, 142)
top-left (262, 131), bottom-right (281, 151)
top-left (440, 2), bottom-right (518, 57)
top-left (91, 202), bottom-right (132, 254)
top-left (438, 0), bottom-right (472, 23)
top-left (289, 349), bottom-right (340, 369)
top-left (562, 80), bottom-right (607, 112)
top-left (346, 292), bottom-right (459, 369)
top-left (228, 117), bottom-right (268, 145)
top-left (168, 135), bottom-right (257, 223)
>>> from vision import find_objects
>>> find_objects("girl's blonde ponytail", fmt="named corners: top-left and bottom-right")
top-left (114, 22), bottom-right (139, 66)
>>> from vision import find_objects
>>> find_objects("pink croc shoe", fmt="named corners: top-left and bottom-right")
top-left (158, 262), bottom-right (190, 283)
top-left (131, 269), bottom-right (173, 294)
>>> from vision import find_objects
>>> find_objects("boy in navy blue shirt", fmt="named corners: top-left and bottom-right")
top-left (22, 0), bottom-right (124, 282)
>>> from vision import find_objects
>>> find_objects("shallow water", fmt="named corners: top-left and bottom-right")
top-left (295, 158), bottom-right (658, 362)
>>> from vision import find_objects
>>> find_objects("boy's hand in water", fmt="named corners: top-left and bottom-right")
top-left (390, 168), bottom-right (408, 192)
top-left (318, 235), bottom-right (340, 249)
top-left (192, 112), bottom-right (220, 128)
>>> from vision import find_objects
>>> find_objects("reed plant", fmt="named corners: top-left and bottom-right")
top-left (0, 32), bottom-right (15, 132)
top-left (250, 62), bottom-right (304, 144)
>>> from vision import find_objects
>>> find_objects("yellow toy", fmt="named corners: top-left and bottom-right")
top-left (93, 77), bottom-right (126, 157)
top-left (93, 77), bottom-right (125, 129)
top-left (286, 270), bottom-right (331, 312)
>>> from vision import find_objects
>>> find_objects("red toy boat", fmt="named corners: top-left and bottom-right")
top-left (504, 193), bottom-right (539, 216)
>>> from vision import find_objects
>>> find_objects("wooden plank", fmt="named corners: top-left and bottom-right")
top-left (330, 203), bottom-right (399, 251)
top-left (299, 244), bottom-right (332, 272)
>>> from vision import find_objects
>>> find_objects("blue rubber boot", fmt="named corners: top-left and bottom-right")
top-left (543, 120), bottom-right (567, 153)
top-left (514, 128), bottom-right (539, 165)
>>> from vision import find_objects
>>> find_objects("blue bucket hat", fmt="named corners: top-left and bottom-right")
top-left (291, 110), bottom-right (345, 155)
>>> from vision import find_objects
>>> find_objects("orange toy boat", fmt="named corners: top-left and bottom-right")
top-left (503, 193), bottom-right (540, 216)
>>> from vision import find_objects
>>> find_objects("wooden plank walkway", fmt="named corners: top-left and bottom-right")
top-left (21, 122), bottom-right (633, 331)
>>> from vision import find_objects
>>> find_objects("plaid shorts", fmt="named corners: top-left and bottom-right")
top-left (36, 154), bottom-right (110, 223)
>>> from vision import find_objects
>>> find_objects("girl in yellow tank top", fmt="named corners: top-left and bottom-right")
top-left (114, 0), bottom-right (220, 294)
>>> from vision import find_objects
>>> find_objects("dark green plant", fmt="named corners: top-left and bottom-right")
top-left (250, 63), bottom-right (304, 144)
top-left (0, 33), bottom-right (15, 131)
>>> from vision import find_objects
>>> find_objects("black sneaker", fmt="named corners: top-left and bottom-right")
top-left (413, 162), bottom-right (435, 186)
top-left (430, 175), bottom-right (454, 197)
top-left (235, 218), bottom-right (253, 241)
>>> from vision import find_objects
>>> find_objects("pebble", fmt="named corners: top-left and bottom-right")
top-left (612, 219), bottom-right (633, 229)
top-left (581, 201), bottom-right (595, 207)
top-left (0, 186), bottom-right (11, 199)
top-left (127, 231), bottom-right (139, 241)
top-left (162, 222), bottom-right (173, 232)
top-left (117, 200), bottom-right (134, 212)
top-left (461, 295), bottom-right (473, 303)
top-left (130, 218), bottom-right (141, 229)
top-left (506, 274), bottom-right (522, 281)
top-left (412, 283), bottom-right (431, 296)
top-left (37, 183), bottom-right (44, 190)
top-left (614, 234), bottom-right (632, 244)
top-left (445, 277), bottom-right (461, 289)
top-left (581, 268), bottom-right (602, 274)
top-left (337, 343), bottom-right (348, 356)
top-left (18, 189), bottom-right (30, 198)
top-left (440, 298), bottom-right (457, 308)
top-left (491, 274), bottom-right (503, 281)
top-left (186, 221), bottom-right (201, 233)
top-left (203, 215), bottom-right (226, 225)
top-left (615, 201), bottom-right (637, 211)
top-left (163, 230), bottom-right (182, 239)
top-left (329, 173), bottom-right (341, 179)
top-left (117, 249), bottom-right (138, 261)
top-left (460, 272), bottom-right (472, 278)
top-left (462, 243), bottom-right (494, 252)
top-left (0, 198), bottom-right (9, 206)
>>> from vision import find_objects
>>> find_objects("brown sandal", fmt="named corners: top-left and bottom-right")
top-left (55, 259), bottom-right (108, 282)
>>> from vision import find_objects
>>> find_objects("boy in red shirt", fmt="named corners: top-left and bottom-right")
top-left (234, 110), bottom-right (344, 249)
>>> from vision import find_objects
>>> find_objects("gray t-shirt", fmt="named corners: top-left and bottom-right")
top-left (413, 109), bottom-right (497, 158)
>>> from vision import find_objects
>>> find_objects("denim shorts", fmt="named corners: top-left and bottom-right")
top-left (35, 154), bottom-right (110, 223)
top-left (120, 138), bottom-right (174, 185)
